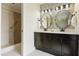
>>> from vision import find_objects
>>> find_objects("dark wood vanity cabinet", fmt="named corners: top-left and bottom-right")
top-left (77, 36), bottom-right (79, 55)
top-left (34, 32), bottom-right (78, 56)
top-left (61, 35), bottom-right (78, 56)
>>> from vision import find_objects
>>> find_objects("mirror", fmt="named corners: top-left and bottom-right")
top-left (55, 10), bottom-right (72, 31)
top-left (40, 13), bottom-right (52, 31)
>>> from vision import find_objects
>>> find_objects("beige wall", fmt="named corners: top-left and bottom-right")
top-left (22, 3), bottom-right (40, 55)
top-left (0, 3), bottom-right (1, 55)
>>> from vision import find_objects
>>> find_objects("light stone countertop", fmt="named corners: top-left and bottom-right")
top-left (34, 31), bottom-right (79, 35)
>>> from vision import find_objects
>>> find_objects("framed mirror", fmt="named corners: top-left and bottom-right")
top-left (40, 13), bottom-right (52, 31)
top-left (55, 10), bottom-right (72, 31)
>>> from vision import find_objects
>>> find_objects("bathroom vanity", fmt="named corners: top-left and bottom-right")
top-left (34, 31), bottom-right (79, 56)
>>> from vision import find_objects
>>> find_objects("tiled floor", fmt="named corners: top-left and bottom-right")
top-left (2, 50), bottom-right (21, 56)
top-left (2, 43), bottom-right (53, 56)
top-left (2, 43), bottom-right (21, 56)
top-left (2, 49), bottom-right (53, 56)
top-left (28, 49), bottom-right (53, 56)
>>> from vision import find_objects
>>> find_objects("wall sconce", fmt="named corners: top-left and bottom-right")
top-left (66, 4), bottom-right (69, 9)
top-left (61, 6), bottom-right (63, 10)
top-left (41, 10), bottom-right (44, 14)
top-left (56, 7), bottom-right (58, 10)
top-left (42, 9), bottom-right (48, 13)
top-left (48, 9), bottom-right (51, 12)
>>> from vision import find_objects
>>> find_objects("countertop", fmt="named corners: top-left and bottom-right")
top-left (34, 31), bottom-right (79, 35)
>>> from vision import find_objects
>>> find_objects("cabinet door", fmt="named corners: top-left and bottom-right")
top-left (77, 36), bottom-right (79, 56)
top-left (41, 33), bottom-right (62, 56)
top-left (49, 34), bottom-right (61, 56)
top-left (34, 33), bottom-right (47, 49)
top-left (62, 35), bottom-right (78, 56)
top-left (34, 33), bottom-right (62, 55)
top-left (34, 32), bottom-right (42, 48)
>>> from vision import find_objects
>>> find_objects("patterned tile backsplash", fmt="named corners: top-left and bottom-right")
top-left (38, 3), bottom-right (77, 32)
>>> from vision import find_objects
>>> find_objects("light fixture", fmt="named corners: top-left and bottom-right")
top-left (56, 7), bottom-right (58, 10)
top-left (61, 6), bottom-right (63, 10)
top-left (66, 4), bottom-right (68, 9)
top-left (45, 9), bottom-right (47, 13)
